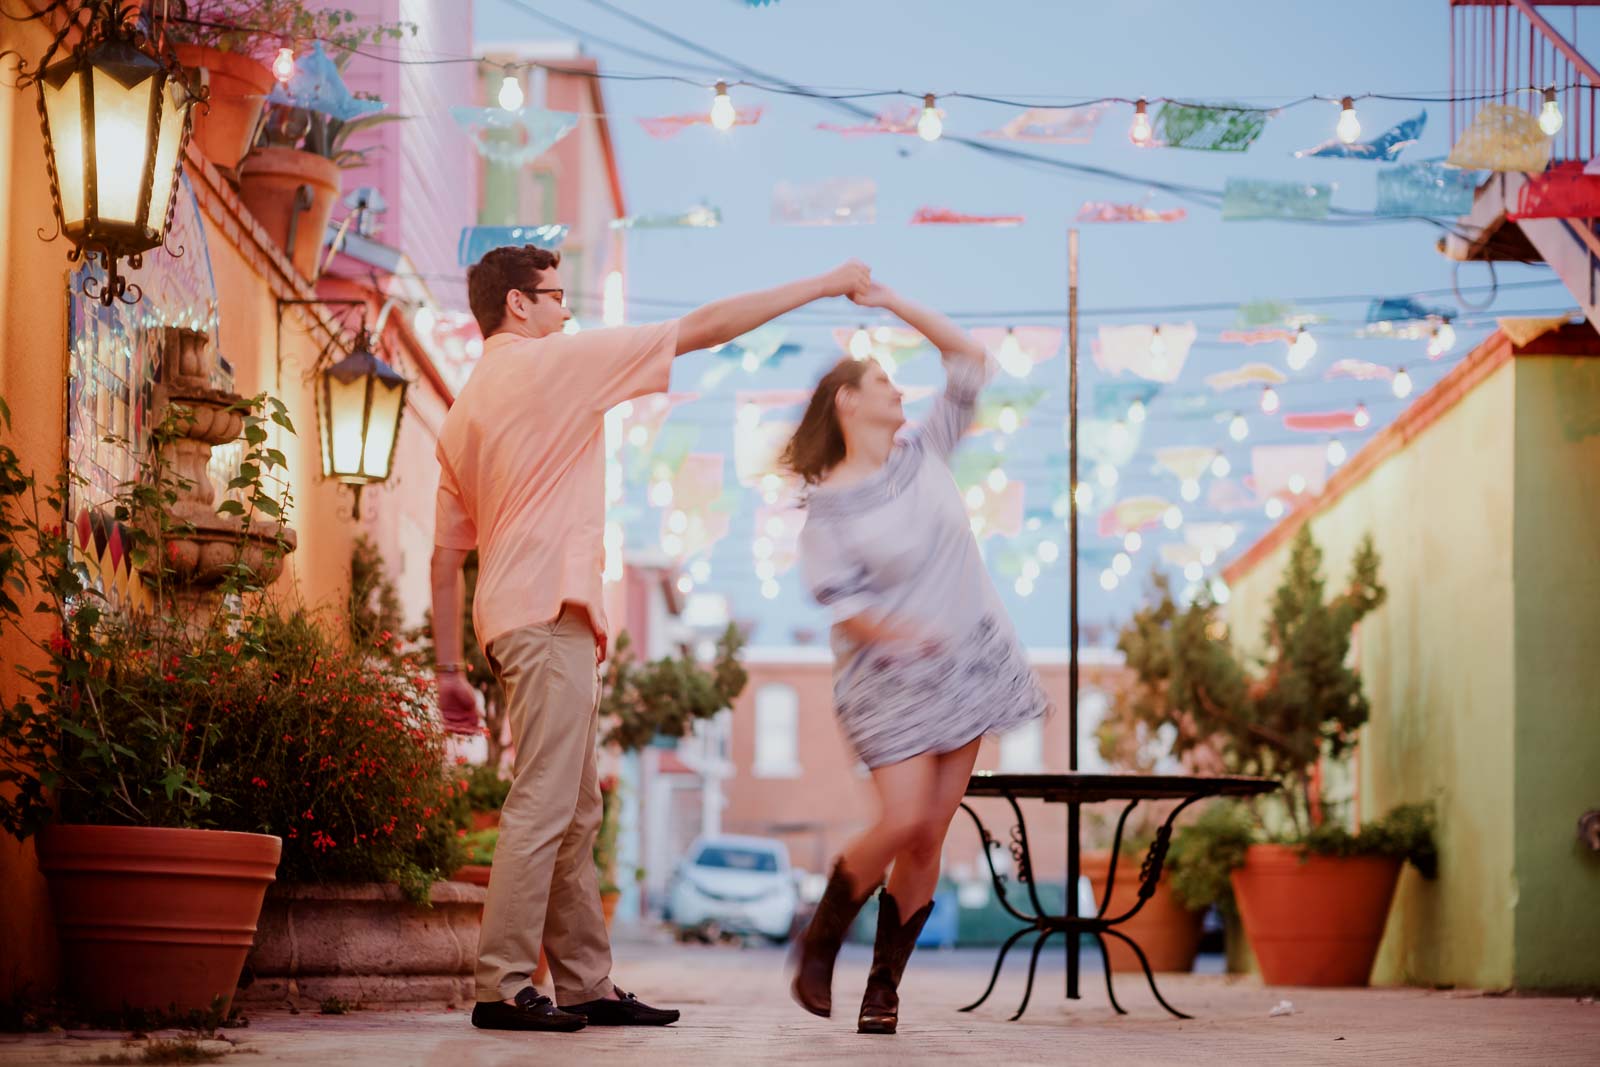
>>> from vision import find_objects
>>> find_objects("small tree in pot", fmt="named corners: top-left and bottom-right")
top-left (1118, 526), bottom-right (1435, 986)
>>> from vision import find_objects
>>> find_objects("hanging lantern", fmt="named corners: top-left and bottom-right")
top-left (29, 0), bottom-right (200, 305)
top-left (316, 332), bottom-right (409, 516)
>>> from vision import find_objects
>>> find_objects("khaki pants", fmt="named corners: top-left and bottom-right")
top-left (475, 605), bottom-right (614, 1004)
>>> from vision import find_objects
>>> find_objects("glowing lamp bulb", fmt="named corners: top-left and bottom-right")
top-left (849, 324), bottom-right (872, 360)
top-left (1354, 403), bottom-right (1371, 429)
top-left (1393, 367), bottom-right (1414, 399)
top-left (1327, 438), bottom-right (1347, 467)
top-left (710, 81), bottom-right (736, 131)
top-left (498, 70), bottom-right (525, 112)
top-left (917, 94), bottom-right (943, 142)
top-left (1211, 454), bottom-right (1231, 478)
top-left (1163, 506), bottom-right (1183, 530)
top-left (1124, 532), bottom-right (1142, 553)
top-left (997, 328), bottom-right (1030, 377)
top-left (1336, 96), bottom-right (1361, 144)
top-left (997, 405), bottom-right (1020, 435)
top-left (1229, 413), bottom-right (1249, 442)
top-left (273, 46), bottom-right (296, 85)
top-left (1540, 88), bottom-right (1564, 136)
top-left (1260, 385), bottom-right (1280, 414)
top-left (1129, 98), bottom-right (1153, 145)
top-left (1288, 326), bottom-right (1317, 369)
top-left (1128, 399), bottom-right (1147, 424)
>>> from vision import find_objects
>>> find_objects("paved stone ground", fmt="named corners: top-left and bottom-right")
top-left (3, 933), bottom-right (1596, 1067)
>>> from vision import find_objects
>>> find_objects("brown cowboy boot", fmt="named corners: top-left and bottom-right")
top-left (790, 861), bottom-right (873, 1017)
top-left (857, 890), bottom-right (934, 1035)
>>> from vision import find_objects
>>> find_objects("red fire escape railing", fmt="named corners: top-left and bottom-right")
top-left (1451, 0), bottom-right (1600, 164)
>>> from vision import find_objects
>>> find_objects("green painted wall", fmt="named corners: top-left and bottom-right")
top-left (1225, 362), bottom-right (1520, 989)
top-left (1510, 356), bottom-right (1600, 988)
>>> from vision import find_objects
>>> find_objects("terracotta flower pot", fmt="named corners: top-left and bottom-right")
top-left (37, 824), bottom-right (280, 1015)
top-left (1230, 843), bottom-right (1402, 987)
top-left (451, 864), bottom-right (492, 887)
top-left (174, 45), bottom-right (275, 172)
top-left (1080, 850), bottom-right (1204, 973)
top-left (237, 147), bottom-right (341, 280)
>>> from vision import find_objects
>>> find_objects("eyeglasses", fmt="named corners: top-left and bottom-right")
top-left (518, 287), bottom-right (565, 307)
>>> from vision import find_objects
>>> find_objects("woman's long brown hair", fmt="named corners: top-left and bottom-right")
top-left (780, 357), bottom-right (872, 485)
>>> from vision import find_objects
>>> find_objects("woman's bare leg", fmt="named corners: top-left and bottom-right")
top-left (883, 738), bottom-right (983, 912)
top-left (834, 751), bottom-right (941, 892)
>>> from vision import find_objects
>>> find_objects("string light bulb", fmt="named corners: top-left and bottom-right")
top-left (1539, 86), bottom-right (1564, 136)
top-left (849, 324), bottom-right (872, 359)
top-left (1229, 412), bottom-right (1249, 441)
top-left (1163, 506), bottom-right (1183, 530)
top-left (1354, 402), bottom-right (1371, 429)
top-left (710, 81), bottom-right (737, 131)
top-left (1212, 454), bottom-right (1231, 478)
top-left (1288, 325), bottom-right (1317, 369)
top-left (1181, 478), bottom-right (1200, 502)
top-left (272, 45), bottom-right (296, 85)
top-left (1336, 95), bottom-right (1361, 144)
top-left (1260, 385), bottom-right (1280, 414)
top-left (1124, 532), bottom-right (1142, 553)
top-left (1113, 552), bottom-right (1132, 576)
top-left (497, 66), bottom-right (524, 112)
top-left (1327, 438), bottom-right (1347, 467)
top-left (997, 327), bottom-right (1031, 377)
top-left (1393, 366), bottom-right (1414, 399)
top-left (997, 404), bottom-right (1020, 435)
top-left (1128, 399), bottom-right (1147, 424)
top-left (1129, 98), bottom-right (1153, 145)
top-left (917, 93), bottom-right (943, 142)
top-left (1427, 319), bottom-right (1456, 358)
top-left (1265, 497), bottom-right (1285, 519)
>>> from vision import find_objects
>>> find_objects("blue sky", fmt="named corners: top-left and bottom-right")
top-left (474, 0), bottom-right (1579, 649)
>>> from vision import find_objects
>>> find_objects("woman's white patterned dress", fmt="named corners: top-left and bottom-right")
top-left (797, 357), bottom-right (1051, 769)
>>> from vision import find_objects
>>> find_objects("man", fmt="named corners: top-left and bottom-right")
top-left (432, 245), bottom-right (870, 1033)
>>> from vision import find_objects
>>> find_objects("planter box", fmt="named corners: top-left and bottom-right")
top-left (1081, 850), bottom-right (1204, 973)
top-left (237, 880), bottom-right (486, 1010)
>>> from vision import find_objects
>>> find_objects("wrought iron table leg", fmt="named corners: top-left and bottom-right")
top-left (1101, 928), bottom-right (1193, 1020)
top-left (960, 924), bottom-right (1036, 1013)
top-left (1011, 930), bottom-right (1057, 1022)
top-left (1092, 932), bottom-right (1128, 1015)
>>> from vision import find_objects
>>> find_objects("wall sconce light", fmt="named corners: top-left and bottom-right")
top-left (12, 0), bottom-right (201, 305)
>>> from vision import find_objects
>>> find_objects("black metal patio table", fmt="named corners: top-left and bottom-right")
top-left (959, 771), bottom-right (1278, 1021)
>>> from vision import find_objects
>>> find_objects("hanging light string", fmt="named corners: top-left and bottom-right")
top-left (161, 14), bottom-right (1587, 114)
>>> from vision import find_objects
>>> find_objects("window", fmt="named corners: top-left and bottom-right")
top-left (693, 845), bottom-right (779, 873)
top-left (998, 718), bottom-right (1044, 773)
top-left (753, 684), bottom-right (801, 778)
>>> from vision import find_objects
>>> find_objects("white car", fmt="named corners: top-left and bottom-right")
top-left (666, 834), bottom-right (799, 943)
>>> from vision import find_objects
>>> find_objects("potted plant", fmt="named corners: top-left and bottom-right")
top-left (597, 624), bottom-right (749, 752)
top-left (0, 395), bottom-right (295, 1016)
top-left (165, 1), bottom-right (411, 172)
top-left (236, 40), bottom-right (406, 279)
top-left (1118, 527), bottom-right (1438, 986)
top-left (596, 776), bottom-right (622, 928)
top-left (1082, 680), bottom-right (1222, 973)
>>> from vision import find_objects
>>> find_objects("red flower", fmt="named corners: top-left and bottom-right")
top-left (251, 776), bottom-right (268, 788)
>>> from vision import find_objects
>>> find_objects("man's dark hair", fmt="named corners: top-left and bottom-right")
top-left (466, 246), bottom-right (563, 336)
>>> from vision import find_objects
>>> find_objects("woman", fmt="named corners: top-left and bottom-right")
top-left (783, 282), bottom-right (1049, 1034)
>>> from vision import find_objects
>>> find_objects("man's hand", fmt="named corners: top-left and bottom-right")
top-left (437, 672), bottom-right (482, 736)
top-left (849, 281), bottom-right (898, 310)
top-left (819, 259), bottom-right (871, 299)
